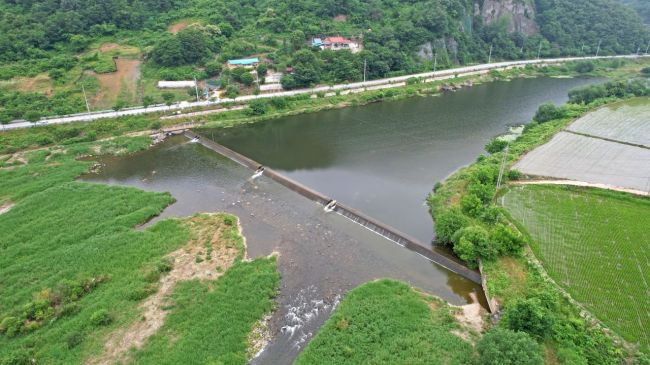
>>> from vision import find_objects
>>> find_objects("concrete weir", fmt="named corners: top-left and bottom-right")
top-left (185, 131), bottom-right (482, 284)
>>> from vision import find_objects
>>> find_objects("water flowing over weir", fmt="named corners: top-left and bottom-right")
top-left (185, 131), bottom-right (482, 284)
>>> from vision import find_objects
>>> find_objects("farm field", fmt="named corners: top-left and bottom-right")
top-left (502, 185), bottom-right (650, 352)
top-left (567, 98), bottom-right (650, 148)
top-left (295, 280), bottom-right (478, 365)
top-left (0, 138), bottom-right (278, 364)
top-left (513, 131), bottom-right (650, 192)
top-left (514, 98), bottom-right (650, 193)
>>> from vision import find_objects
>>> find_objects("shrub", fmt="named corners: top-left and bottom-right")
top-left (150, 121), bottom-right (162, 130)
top-left (485, 138), bottom-right (508, 154)
top-left (225, 85), bottom-right (239, 99)
top-left (89, 309), bottom-right (112, 326)
top-left (245, 99), bottom-right (269, 116)
top-left (65, 331), bottom-right (84, 349)
top-left (223, 215), bottom-right (236, 226)
top-left (434, 208), bottom-right (470, 245)
top-left (503, 298), bottom-right (555, 339)
top-left (0, 316), bottom-right (20, 337)
top-left (533, 102), bottom-right (566, 123)
top-left (641, 67), bottom-right (650, 76)
top-left (460, 193), bottom-right (484, 217)
top-left (157, 258), bottom-right (173, 273)
top-left (507, 169), bottom-right (522, 181)
top-left (490, 224), bottom-right (525, 256)
top-left (270, 97), bottom-right (289, 109)
top-left (574, 61), bottom-right (595, 73)
top-left (477, 327), bottom-right (543, 365)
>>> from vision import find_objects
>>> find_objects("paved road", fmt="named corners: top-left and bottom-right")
top-left (1, 55), bottom-right (646, 131)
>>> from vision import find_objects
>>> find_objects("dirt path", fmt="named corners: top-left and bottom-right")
top-left (88, 214), bottom-right (243, 365)
top-left (0, 201), bottom-right (14, 215)
top-left (169, 20), bottom-right (192, 34)
top-left (452, 292), bottom-right (485, 342)
top-left (511, 180), bottom-right (650, 196)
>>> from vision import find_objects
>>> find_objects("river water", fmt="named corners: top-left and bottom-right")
top-left (206, 77), bottom-right (600, 243)
top-left (83, 76), bottom-right (599, 364)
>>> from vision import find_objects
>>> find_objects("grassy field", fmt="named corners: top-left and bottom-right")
top-left (503, 185), bottom-right (650, 353)
top-left (0, 138), bottom-right (279, 364)
top-left (131, 257), bottom-right (279, 364)
top-left (295, 280), bottom-right (476, 365)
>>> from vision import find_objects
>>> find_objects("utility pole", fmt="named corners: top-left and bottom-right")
top-left (433, 53), bottom-right (437, 73)
top-left (495, 143), bottom-right (510, 193)
top-left (194, 77), bottom-right (199, 102)
top-left (646, 40), bottom-right (650, 54)
top-left (363, 59), bottom-right (367, 82)
top-left (596, 39), bottom-right (602, 57)
top-left (81, 84), bottom-right (90, 113)
top-left (637, 46), bottom-right (642, 55)
top-left (537, 41), bottom-right (543, 59)
top-left (581, 43), bottom-right (585, 55)
top-left (488, 44), bottom-right (493, 63)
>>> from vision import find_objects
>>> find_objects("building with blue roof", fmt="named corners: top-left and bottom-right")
top-left (227, 57), bottom-right (260, 69)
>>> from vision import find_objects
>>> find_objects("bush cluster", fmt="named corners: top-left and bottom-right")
top-left (568, 79), bottom-right (650, 105)
top-left (0, 276), bottom-right (106, 337)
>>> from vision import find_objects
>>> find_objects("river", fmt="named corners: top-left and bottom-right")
top-left (83, 76), bottom-right (600, 364)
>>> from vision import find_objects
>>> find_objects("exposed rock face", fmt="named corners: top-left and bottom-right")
top-left (476, 0), bottom-right (539, 35)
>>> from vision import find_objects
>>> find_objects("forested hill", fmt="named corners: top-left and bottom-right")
top-left (0, 0), bottom-right (648, 122)
top-left (620, 0), bottom-right (650, 23)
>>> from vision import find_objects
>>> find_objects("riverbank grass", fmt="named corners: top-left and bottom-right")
top-left (295, 280), bottom-right (475, 365)
top-left (0, 137), bottom-right (279, 364)
top-left (502, 184), bottom-right (650, 353)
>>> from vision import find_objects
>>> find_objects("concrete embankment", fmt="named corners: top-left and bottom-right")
top-left (185, 130), bottom-right (482, 285)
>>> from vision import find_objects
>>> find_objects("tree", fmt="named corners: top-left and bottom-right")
top-left (477, 327), bottom-right (543, 365)
top-left (162, 93), bottom-right (175, 106)
top-left (257, 63), bottom-right (268, 77)
top-left (142, 96), bottom-right (155, 108)
top-left (434, 208), bottom-right (470, 245)
top-left (240, 72), bottom-right (254, 86)
top-left (533, 103), bottom-right (566, 123)
top-left (205, 60), bottom-right (222, 77)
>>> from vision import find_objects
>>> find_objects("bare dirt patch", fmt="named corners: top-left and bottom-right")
top-left (92, 58), bottom-right (141, 108)
top-left (99, 43), bottom-right (120, 52)
top-left (451, 292), bottom-right (485, 342)
top-left (333, 14), bottom-right (348, 22)
top-left (169, 20), bottom-right (193, 34)
top-left (89, 214), bottom-right (243, 365)
top-left (0, 201), bottom-right (14, 215)
top-left (15, 74), bottom-right (53, 95)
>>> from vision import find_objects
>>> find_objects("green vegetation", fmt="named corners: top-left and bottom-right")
top-left (1, 0), bottom-right (648, 120)
top-left (0, 137), bottom-right (279, 364)
top-left (428, 79), bottom-right (650, 362)
top-left (477, 327), bottom-right (543, 365)
top-left (295, 280), bottom-right (474, 365)
top-left (132, 257), bottom-right (279, 364)
top-left (503, 185), bottom-right (650, 353)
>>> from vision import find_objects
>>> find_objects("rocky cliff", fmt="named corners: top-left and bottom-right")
top-left (476, 0), bottom-right (539, 35)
